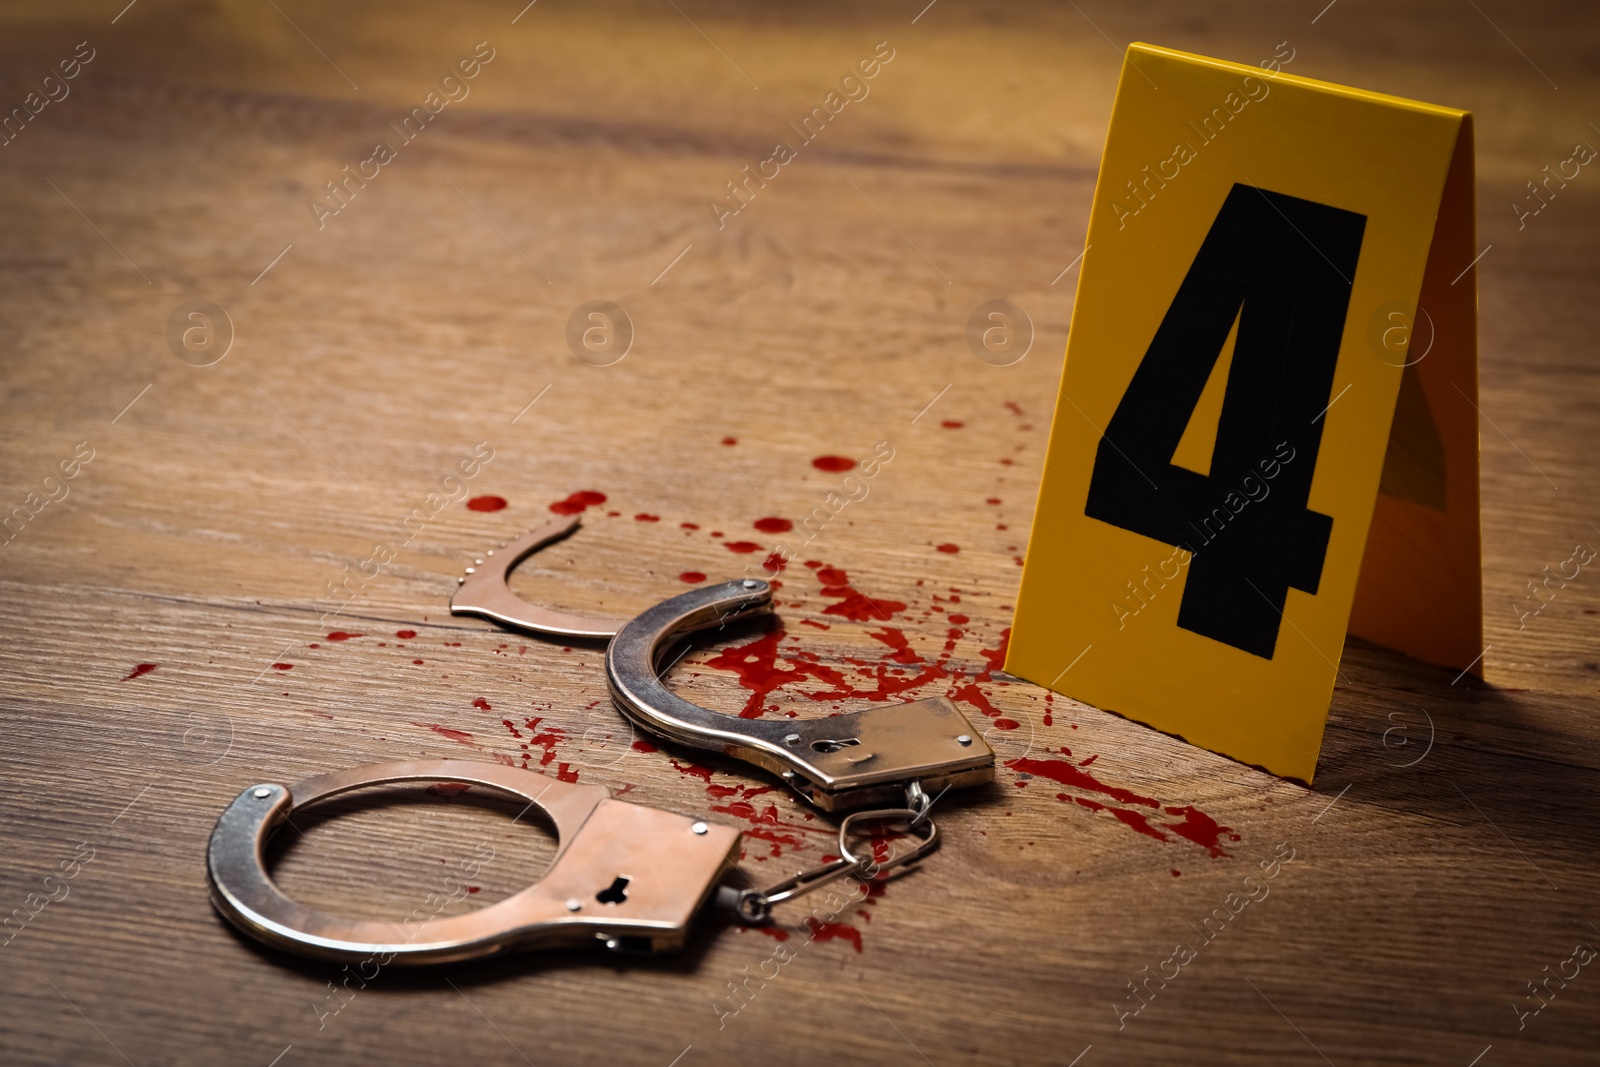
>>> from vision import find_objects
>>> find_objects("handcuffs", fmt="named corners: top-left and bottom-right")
top-left (207, 515), bottom-right (995, 963)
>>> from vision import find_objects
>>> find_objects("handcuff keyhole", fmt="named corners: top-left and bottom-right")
top-left (596, 875), bottom-right (631, 905)
top-left (810, 737), bottom-right (861, 754)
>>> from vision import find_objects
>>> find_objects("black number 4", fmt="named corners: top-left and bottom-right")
top-left (1084, 183), bottom-right (1367, 659)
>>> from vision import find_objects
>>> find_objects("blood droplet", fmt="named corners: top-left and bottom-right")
top-left (467, 496), bottom-right (507, 512)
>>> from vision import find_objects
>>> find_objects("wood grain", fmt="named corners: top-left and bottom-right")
top-left (1, 2), bottom-right (1597, 1065)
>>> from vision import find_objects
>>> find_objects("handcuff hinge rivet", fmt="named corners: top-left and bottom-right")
top-left (691, 821), bottom-right (708, 835)
top-left (566, 898), bottom-right (583, 912)
top-left (742, 579), bottom-right (759, 589)
top-left (784, 733), bottom-right (800, 745)
top-left (956, 734), bottom-right (972, 746)
top-left (252, 787), bottom-right (271, 799)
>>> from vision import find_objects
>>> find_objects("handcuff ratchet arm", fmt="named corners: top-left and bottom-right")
top-left (604, 579), bottom-right (996, 812)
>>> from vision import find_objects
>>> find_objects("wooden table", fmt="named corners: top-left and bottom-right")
top-left (2, 1), bottom-right (1596, 1064)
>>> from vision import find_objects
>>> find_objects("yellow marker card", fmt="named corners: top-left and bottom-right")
top-left (1006, 44), bottom-right (1483, 782)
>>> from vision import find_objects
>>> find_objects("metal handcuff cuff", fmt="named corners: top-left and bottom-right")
top-left (206, 515), bottom-right (995, 963)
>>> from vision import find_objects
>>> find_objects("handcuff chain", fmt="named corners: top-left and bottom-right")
top-left (723, 796), bottom-right (941, 925)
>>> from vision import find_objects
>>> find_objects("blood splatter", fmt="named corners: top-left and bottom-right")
top-left (472, 697), bottom-right (493, 711)
top-left (703, 628), bottom-right (849, 717)
top-left (1012, 749), bottom-right (1239, 857)
top-left (549, 491), bottom-right (607, 515)
top-left (121, 663), bottom-right (158, 681)
top-left (631, 739), bottom-right (659, 753)
top-left (754, 517), bottom-right (794, 534)
top-left (762, 552), bottom-right (788, 573)
top-left (937, 543), bottom-right (960, 554)
top-left (271, 663), bottom-right (293, 671)
top-left (634, 513), bottom-right (660, 522)
top-left (816, 565), bottom-right (907, 623)
top-left (721, 436), bottom-right (738, 446)
top-left (670, 760), bottom-right (715, 783)
top-left (811, 456), bottom-right (855, 472)
top-left (724, 541), bottom-right (762, 554)
top-left (396, 629), bottom-right (417, 639)
top-left (804, 919), bottom-right (863, 952)
top-left (941, 420), bottom-right (963, 429)
top-left (327, 631), bottom-right (363, 641)
top-left (416, 723), bottom-right (473, 743)
top-left (467, 496), bottom-right (507, 512)
top-left (680, 571), bottom-right (707, 584)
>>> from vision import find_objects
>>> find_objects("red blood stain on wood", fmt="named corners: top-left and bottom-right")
top-left (986, 497), bottom-right (1002, 505)
top-left (631, 739), bottom-right (658, 753)
top-left (1004, 401), bottom-right (1023, 416)
top-left (680, 522), bottom-right (700, 530)
top-left (948, 613), bottom-right (970, 625)
top-left (724, 541), bottom-right (762, 554)
top-left (549, 490), bottom-right (607, 515)
top-left (816, 565), bottom-right (906, 622)
top-left (703, 628), bottom-right (848, 717)
top-left (680, 571), bottom-right (707, 584)
top-left (1171, 869), bottom-right (1182, 877)
top-left (993, 718), bottom-right (1020, 730)
top-left (396, 629), bottom-right (417, 639)
top-left (804, 919), bottom-right (863, 952)
top-left (941, 419), bottom-right (963, 428)
top-left (472, 697), bottom-right (492, 711)
top-left (556, 763), bottom-right (580, 783)
top-left (979, 628), bottom-right (1010, 676)
top-left (706, 784), bottom-right (741, 799)
top-left (1015, 749), bottom-right (1239, 857)
top-left (426, 782), bottom-right (471, 797)
top-left (413, 659), bottom-right (424, 665)
top-left (121, 663), bottom-right (158, 681)
top-left (521, 717), bottom-right (567, 768)
top-left (271, 663), bottom-right (293, 671)
top-left (936, 543), bottom-right (960, 554)
top-left (327, 631), bottom-right (363, 641)
top-left (811, 455), bottom-right (855, 472)
top-left (721, 436), bottom-right (738, 446)
top-left (467, 496), bottom-right (507, 512)
top-left (869, 628), bottom-right (922, 665)
top-left (755, 925), bottom-right (789, 941)
top-left (950, 682), bottom-right (1001, 719)
top-left (634, 513), bottom-right (660, 522)
top-left (762, 551), bottom-right (788, 573)
top-left (670, 760), bottom-right (715, 783)
top-left (799, 619), bottom-right (829, 629)
top-left (416, 723), bottom-right (473, 743)
top-left (465, 885), bottom-right (480, 894)
top-left (754, 517), bottom-right (794, 533)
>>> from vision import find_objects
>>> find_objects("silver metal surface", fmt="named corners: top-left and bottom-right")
top-left (449, 516), bottom-right (623, 639)
top-left (605, 580), bottom-right (996, 811)
top-left (206, 760), bottom-right (741, 964)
